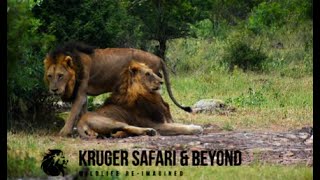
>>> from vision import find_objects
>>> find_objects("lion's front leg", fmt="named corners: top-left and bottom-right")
top-left (59, 94), bottom-right (87, 136)
top-left (78, 96), bottom-right (88, 121)
top-left (153, 123), bottom-right (203, 136)
top-left (60, 57), bottom-right (91, 137)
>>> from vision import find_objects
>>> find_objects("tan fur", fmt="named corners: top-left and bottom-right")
top-left (77, 62), bottom-right (203, 138)
top-left (44, 45), bottom-right (191, 136)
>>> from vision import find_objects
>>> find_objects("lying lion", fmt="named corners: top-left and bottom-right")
top-left (77, 61), bottom-right (203, 138)
top-left (44, 42), bottom-right (192, 136)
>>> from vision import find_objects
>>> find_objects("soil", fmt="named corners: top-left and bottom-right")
top-left (93, 125), bottom-right (313, 166)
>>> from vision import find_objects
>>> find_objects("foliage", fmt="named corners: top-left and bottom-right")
top-left (87, 96), bottom-right (96, 111)
top-left (32, 0), bottom-right (145, 48)
top-left (167, 18), bottom-right (312, 77)
top-left (247, 0), bottom-right (313, 34)
top-left (190, 19), bottom-right (230, 39)
top-left (248, 2), bottom-right (286, 34)
top-left (7, 0), bottom-right (56, 127)
top-left (127, 0), bottom-right (202, 59)
top-left (223, 37), bottom-right (268, 72)
top-left (192, 0), bottom-right (264, 23)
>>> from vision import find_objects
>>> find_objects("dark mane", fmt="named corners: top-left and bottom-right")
top-left (49, 41), bottom-right (96, 60)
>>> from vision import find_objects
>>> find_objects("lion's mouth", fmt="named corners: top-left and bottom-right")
top-left (152, 87), bottom-right (160, 91)
top-left (50, 90), bottom-right (64, 96)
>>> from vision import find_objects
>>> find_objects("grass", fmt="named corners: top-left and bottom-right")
top-left (158, 69), bottom-right (312, 132)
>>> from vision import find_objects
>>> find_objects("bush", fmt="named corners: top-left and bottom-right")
top-left (248, 2), bottom-right (286, 34)
top-left (248, 0), bottom-right (312, 34)
top-left (7, 0), bottom-right (56, 129)
top-left (223, 40), bottom-right (268, 72)
top-left (190, 19), bottom-right (229, 39)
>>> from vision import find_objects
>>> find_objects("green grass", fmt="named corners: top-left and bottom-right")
top-left (158, 70), bottom-right (312, 131)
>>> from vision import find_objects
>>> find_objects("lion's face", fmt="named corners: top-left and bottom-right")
top-left (44, 55), bottom-right (76, 98)
top-left (129, 62), bottom-right (163, 93)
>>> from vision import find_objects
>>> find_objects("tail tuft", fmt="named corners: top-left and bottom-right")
top-left (183, 106), bottom-right (193, 113)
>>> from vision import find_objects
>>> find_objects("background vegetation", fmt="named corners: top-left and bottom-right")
top-left (7, 0), bottom-right (312, 178)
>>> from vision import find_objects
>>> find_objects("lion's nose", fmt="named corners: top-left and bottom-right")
top-left (51, 88), bottom-right (58, 92)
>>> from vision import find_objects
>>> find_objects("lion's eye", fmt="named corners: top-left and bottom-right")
top-left (146, 72), bottom-right (151, 76)
top-left (58, 74), bottom-right (64, 80)
top-left (47, 74), bottom-right (52, 79)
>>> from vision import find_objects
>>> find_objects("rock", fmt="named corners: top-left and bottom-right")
top-left (304, 135), bottom-right (313, 145)
top-left (298, 133), bottom-right (309, 139)
top-left (192, 99), bottom-right (236, 114)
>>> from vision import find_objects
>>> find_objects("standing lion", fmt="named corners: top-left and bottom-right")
top-left (44, 42), bottom-right (192, 136)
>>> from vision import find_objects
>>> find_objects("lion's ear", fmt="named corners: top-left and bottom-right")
top-left (129, 66), bottom-right (138, 76)
top-left (43, 56), bottom-right (51, 70)
top-left (43, 58), bottom-right (48, 68)
top-left (64, 56), bottom-right (74, 68)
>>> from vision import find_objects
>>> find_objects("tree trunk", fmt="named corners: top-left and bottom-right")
top-left (157, 38), bottom-right (167, 61)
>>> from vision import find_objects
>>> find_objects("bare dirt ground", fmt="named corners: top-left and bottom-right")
top-left (91, 125), bottom-right (313, 166)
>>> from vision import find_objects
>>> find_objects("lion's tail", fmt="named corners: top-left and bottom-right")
top-left (160, 60), bottom-right (192, 113)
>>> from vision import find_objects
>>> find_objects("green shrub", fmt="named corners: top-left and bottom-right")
top-left (248, 2), bottom-right (286, 34)
top-left (190, 19), bottom-right (229, 39)
top-left (224, 40), bottom-right (268, 72)
top-left (248, 0), bottom-right (312, 34)
top-left (7, 0), bottom-right (56, 129)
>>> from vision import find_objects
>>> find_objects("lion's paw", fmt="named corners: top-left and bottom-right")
top-left (145, 128), bottom-right (157, 136)
top-left (59, 126), bottom-right (73, 137)
top-left (189, 124), bottom-right (203, 135)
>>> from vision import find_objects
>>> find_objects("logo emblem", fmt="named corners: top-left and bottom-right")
top-left (41, 149), bottom-right (68, 176)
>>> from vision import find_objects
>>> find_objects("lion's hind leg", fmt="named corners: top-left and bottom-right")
top-left (153, 123), bottom-right (203, 136)
top-left (77, 112), bottom-right (157, 138)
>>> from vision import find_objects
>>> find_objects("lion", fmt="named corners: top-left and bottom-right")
top-left (44, 41), bottom-right (192, 136)
top-left (77, 61), bottom-right (203, 138)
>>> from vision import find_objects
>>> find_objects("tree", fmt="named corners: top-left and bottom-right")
top-left (127, 0), bottom-right (201, 60)
top-left (32, 0), bottom-right (144, 48)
